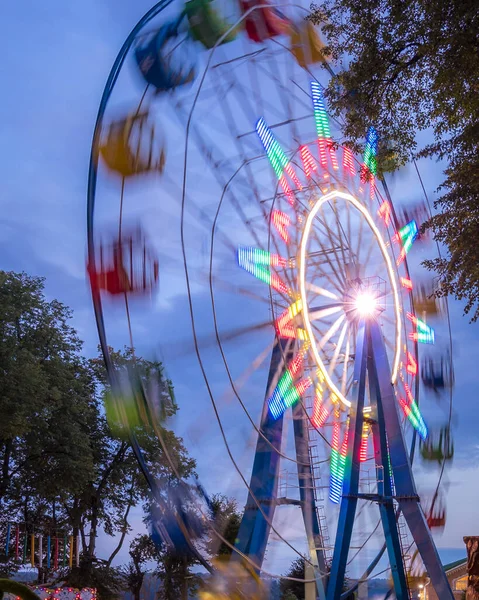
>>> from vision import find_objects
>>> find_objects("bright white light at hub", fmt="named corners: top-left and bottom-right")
top-left (355, 293), bottom-right (377, 316)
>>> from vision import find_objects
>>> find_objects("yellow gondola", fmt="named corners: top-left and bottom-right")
top-left (290, 21), bottom-right (328, 68)
top-left (99, 111), bottom-right (165, 178)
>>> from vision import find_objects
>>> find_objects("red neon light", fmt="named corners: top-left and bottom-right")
top-left (343, 147), bottom-right (355, 176)
top-left (312, 394), bottom-right (329, 428)
top-left (284, 163), bottom-right (302, 190)
top-left (289, 351), bottom-right (306, 378)
top-left (332, 420), bottom-right (340, 452)
top-left (404, 382), bottom-right (414, 405)
top-left (279, 175), bottom-right (295, 205)
top-left (396, 246), bottom-right (407, 266)
top-left (340, 425), bottom-right (349, 457)
top-left (275, 308), bottom-right (296, 339)
top-left (300, 145), bottom-right (317, 178)
top-left (318, 138), bottom-right (327, 167)
top-left (271, 210), bottom-right (291, 243)
top-left (328, 140), bottom-right (339, 170)
top-left (401, 277), bottom-right (413, 290)
top-left (407, 312), bottom-right (417, 325)
top-left (370, 175), bottom-right (376, 199)
top-left (378, 201), bottom-right (391, 227)
top-left (407, 352), bottom-right (417, 376)
top-left (360, 430), bottom-right (368, 462)
top-left (270, 273), bottom-right (289, 294)
top-left (295, 377), bottom-right (313, 397)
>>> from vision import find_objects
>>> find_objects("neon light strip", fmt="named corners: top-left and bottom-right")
top-left (256, 118), bottom-right (302, 204)
top-left (343, 147), bottom-right (356, 176)
top-left (237, 247), bottom-right (289, 294)
top-left (300, 145), bottom-right (317, 178)
top-left (401, 277), bottom-right (413, 290)
top-left (268, 348), bottom-right (312, 419)
top-left (275, 300), bottom-right (307, 340)
top-left (312, 386), bottom-right (329, 428)
top-left (378, 201), bottom-right (391, 227)
top-left (363, 127), bottom-right (378, 176)
top-left (406, 351), bottom-right (417, 376)
top-left (407, 312), bottom-right (435, 344)
top-left (330, 418), bottom-right (349, 503)
top-left (271, 210), bottom-right (291, 243)
top-left (360, 422), bottom-right (369, 462)
top-left (300, 191), bottom-right (402, 408)
top-left (310, 81), bottom-right (338, 169)
top-left (396, 220), bottom-right (419, 266)
top-left (329, 418), bottom-right (342, 503)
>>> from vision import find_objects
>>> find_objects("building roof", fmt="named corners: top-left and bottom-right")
top-left (443, 558), bottom-right (467, 572)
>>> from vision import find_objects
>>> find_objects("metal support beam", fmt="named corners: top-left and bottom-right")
top-left (233, 339), bottom-right (290, 568)
top-left (326, 320), bottom-right (368, 600)
top-left (368, 320), bottom-right (454, 600)
top-left (368, 337), bottom-right (409, 600)
top-left (293, 400), bottom-right (327, 600)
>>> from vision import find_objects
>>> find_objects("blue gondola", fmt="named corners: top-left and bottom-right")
top-left (135, 18), bottom-right (196, 92)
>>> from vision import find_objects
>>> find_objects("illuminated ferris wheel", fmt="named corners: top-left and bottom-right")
top-left (87, 0), bottom-right (456, 598)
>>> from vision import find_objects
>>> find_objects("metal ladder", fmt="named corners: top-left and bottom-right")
top-left (304, 393), bottom-right (332, 565)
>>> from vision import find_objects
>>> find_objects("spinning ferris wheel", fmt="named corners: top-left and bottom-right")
top-left (87, 0), bottom-right (456, 598)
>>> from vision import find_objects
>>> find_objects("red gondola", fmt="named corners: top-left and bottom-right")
top-left (88, 228), bottom-right (159, 297)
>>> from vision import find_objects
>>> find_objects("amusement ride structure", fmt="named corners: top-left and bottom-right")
top-left (86, 0), bottom-right (457, 597)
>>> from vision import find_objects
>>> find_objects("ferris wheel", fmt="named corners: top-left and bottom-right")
top-left (87, 0), bottom-right (456, 598)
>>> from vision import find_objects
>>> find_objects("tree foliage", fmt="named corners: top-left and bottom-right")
top-left (280, 558), bottom-right (304, 600)
top-left (310, 0), bottom-right (479, 318)
top-left (0, 271), bottom-right (196, 597)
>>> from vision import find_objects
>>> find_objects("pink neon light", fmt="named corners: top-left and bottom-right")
top-left (398, 396), bottom-right (411, 418)
top-left (279, 175), bottom-right (295, 206)
top-left (401, 277), bottom-right (413, 290)
top-left (312, 394), bottom-right (329, 428)
top-left (407, 352), bottom-right (417, 376)
top-left (295, 377), bottom-right (313, 397)
top-left (269, 254), bottom-right (288, 267)
top-left (300, 145), bottom-right (317, 178)
top-left (360, 431), bottom-right (368, 462)
top-left (407, 312), bottom-right (417, 326)
top-left (396, 246), bottom-right (407, 266)
top-left (377, 204), bottom-right (392, 232)
top-left (328, 140), bottom-right (339, 170)
top-left (370, 175), bottom-right (376, 199)
top-left (275, 308), bottom-right (296, 339)
top-left (340, 426), bottom-right (349, 458)
top-left (343, 147), bottom-right (355, 176)
top-left (284, 163), bottom-right (302, 190)
top-left (289, 351), bottom-right (306, 378)
top-left (270, 273), bottom-right (288, 294)
top-left (404, 382), bottom-right (414, 405)
top-left (332, 420), bottom-right (340, 452)
top-left (318, 138), bottom-right (327, 167)
top-left (271, 210), bottom-right (291, 243)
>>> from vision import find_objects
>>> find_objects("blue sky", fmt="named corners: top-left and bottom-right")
top-left (1, 0), bottom-right (478, 579)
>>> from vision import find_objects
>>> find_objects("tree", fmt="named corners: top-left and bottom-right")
top-left (121, 534), bottom-right (159, 600)
top-left (64, 346), bottom-right (196, 589)
top-left (280, 558), bottom-right (305, 600)
top-left (309, 0), bottom-right (479, 319)
top-left (0, 271), bottom-right (98, 580)
top-left (205, 494), bottom-right (242, 559)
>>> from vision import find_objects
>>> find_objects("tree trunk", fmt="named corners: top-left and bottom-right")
top-left (0, 439), bottom-right (13, 500)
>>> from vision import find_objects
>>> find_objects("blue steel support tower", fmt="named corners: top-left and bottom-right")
top-left (234, 338), bottom-right (328, 599)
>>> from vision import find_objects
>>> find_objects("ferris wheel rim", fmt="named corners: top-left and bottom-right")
top-left (299, 189), bottom-right (402, 409)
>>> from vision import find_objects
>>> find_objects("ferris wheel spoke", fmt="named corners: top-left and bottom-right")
top-left (311, 224), bottom-right (347, 290)
top-left (317, 313), bottom-right (347, 352)
top-left (328, 320), bottom-right (349, 378)
top-left (305, 281), bottom-right (340, 301)
top-left (341, 330), bottom-right (352, 397)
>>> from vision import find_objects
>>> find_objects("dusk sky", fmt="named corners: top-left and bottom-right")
top-left (1, 0), bottom-right (478, 579)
